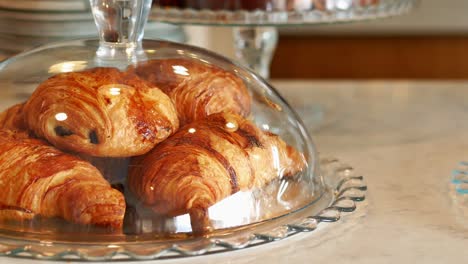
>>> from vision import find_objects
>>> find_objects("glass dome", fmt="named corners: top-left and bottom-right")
top-left (0, 0), bottom-right (322, 240)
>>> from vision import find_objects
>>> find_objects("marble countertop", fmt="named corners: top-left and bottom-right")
top-left (1, 80), bottom-right (467, 264)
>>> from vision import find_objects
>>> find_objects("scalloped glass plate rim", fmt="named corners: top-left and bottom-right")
top-left (0, 175), bottom-right (327, 244)
top-left (0, 158), bottom-right (367, 261)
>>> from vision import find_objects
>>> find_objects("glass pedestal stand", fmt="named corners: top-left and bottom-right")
top-left (151, 0), bottom-right (418, 79)
top-left (233, 27), bottom-right (277, 79)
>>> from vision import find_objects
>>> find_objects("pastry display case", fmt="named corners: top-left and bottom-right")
top-left (0, 0), bottom-right (374, 261)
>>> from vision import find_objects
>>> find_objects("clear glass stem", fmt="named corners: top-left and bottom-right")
top-left (90, 0), bottom-right (152, 68)
top-left (232, 27), bottom-right (278, 79)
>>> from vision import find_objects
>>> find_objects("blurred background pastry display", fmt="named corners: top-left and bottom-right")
top-left (153, 0), bottom-right (381, 11)
top-left (130, 58), bottom-right (251, 125)
top-left (0, 130), bottom-right (125, 228)
top-left (154, 0), bottom-right (275, 10)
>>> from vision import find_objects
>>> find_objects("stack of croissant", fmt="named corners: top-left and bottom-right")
top-left (0, 58), bottom-right (306, 233)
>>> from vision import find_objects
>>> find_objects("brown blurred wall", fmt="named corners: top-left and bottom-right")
top-left (270, 0), bottom-right (468, 79)
top-left (271, 35), bottom-right (468, 79)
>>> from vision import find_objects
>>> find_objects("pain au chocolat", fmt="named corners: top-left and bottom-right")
top-left (23, 67), bottom-right (179, 157)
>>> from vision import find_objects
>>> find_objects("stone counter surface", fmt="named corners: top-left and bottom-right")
top-left (1, 80), bottom-right (467, 264)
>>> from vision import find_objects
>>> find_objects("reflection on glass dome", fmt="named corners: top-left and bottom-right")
top-left (48, 61), bottom-right (89, 74)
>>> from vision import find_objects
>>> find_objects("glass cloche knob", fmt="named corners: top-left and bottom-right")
top-left (90, 0), bottom-right (152, 67)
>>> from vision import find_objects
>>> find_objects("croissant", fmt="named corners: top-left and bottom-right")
top-left (23, 67), bottom-right (179, 157)
top-left (128, 113), bottom-right (305, 232)
top-left (0, 103), bottom-right (27, 132)
top-left (0, 130), bottom-right (125, 228)
top-left (130, 58), bottom-right (251, 125)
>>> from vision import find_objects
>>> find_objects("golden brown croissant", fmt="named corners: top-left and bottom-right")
top-left (0, 103), bottom-right (27, 131)
top-left (0, 130), bottom-right (125, 228)
top-left (130, 58), bottom-right (251, 125)
top-left (23, 67), bottom-right (179, 157)
top-left (128, 113), bottom-right (305, 232)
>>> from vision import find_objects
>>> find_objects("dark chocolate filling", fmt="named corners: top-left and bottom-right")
top-left (54, 126), bottom-right (73, 137)
top-left (89, 130), bottom-right (99, 144)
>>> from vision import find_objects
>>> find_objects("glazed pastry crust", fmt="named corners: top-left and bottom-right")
top-left (0, 103), bottom-right (27, 132)
top-left (130, 58), bottom-right (251, 125)
top-left (23, 67), bottom-right (179, 157)
top-left (128, 113), bottom-right (305, 222)
top-left (0, 130), bottom-right (125, 228)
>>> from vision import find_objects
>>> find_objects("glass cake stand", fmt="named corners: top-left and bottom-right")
top-left (150, 0), bottom-right (419, 78)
